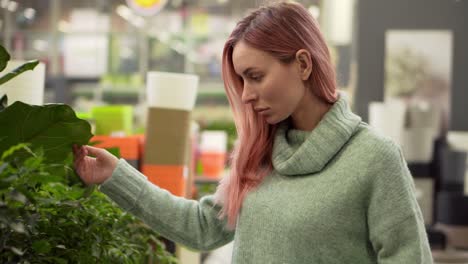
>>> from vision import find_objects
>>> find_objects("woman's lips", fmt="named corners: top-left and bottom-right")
top-left (254, 107), bottom-right (269, 114)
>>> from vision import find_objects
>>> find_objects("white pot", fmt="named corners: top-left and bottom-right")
top-left (369, 99), bottom-right (407, 146)
top-left (146, 71), bottom-right (199, 111)
top-left (447, 131), bottom-right (468, 152)
top-left (401, 128), bottom-right (434, 163)
top-left (0, 60), bottom-right (46, 105)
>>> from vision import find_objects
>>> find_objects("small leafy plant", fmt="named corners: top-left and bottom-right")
top-left (0, 145), bottom-right (177, 263)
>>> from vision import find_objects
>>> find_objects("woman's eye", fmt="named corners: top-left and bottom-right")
top-left (250, 75), bottom-right (263, 82)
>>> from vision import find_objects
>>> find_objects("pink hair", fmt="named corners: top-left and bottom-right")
top-left (215, 1), bottom-right (338, 229)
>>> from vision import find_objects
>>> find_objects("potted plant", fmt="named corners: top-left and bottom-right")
top-left (0, 45), bottom-right (177, 263)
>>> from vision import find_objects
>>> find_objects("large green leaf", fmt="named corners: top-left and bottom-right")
top-left (0, 102), bottom-right (93, 163)
top-left (0, 60), bottom-right (39, 86)
top-left (0, 45), bottom-right (10, 72)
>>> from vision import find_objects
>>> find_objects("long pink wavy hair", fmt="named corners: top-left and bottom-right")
top-left (215, 1), bottom-right (338, 229)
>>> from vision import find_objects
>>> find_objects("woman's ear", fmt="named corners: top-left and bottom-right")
top-left (295, 49), bottom-right (312, 80)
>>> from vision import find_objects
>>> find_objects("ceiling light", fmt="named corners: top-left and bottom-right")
top-left (24, 8), bottom-right (35, 20)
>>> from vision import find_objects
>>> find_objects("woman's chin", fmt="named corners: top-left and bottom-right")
top-left (264, 114), bottom-right (287, 125)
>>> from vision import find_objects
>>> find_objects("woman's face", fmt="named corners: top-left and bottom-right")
top-left (232, 40), bottom-right (307, 125)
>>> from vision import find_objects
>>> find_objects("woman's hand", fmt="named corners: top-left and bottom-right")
top-left (73, 145), bottom-right (119, 185)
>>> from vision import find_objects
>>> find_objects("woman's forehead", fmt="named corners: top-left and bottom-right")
top-left (232, 41), bottom-right (273, 74)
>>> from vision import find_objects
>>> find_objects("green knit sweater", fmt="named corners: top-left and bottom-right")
top-left (100, 96), bottom-right (433, 263)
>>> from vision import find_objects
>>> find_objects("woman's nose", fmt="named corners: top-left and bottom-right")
top-left (241, 83), bottom-right (258, 104)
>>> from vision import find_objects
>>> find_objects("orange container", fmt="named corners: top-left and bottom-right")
top-left (91, 135), bottom-right (140, 160)
top-left (142, 164), bottom-right (186, 197)
top-left (200, 151), bottom-right (226, 179)
top-left (91, 136), bottom-right (140, 160)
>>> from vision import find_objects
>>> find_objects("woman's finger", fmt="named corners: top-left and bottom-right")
top-left (84, 146), bottom-right (104, 157)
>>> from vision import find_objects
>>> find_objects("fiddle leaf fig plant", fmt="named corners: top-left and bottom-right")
top-left (0, 44), bottom-right (91, 163)
top-left (0, 45), bottom-right (177, 263)
top-left (0, 101), bottom-right (93, 163)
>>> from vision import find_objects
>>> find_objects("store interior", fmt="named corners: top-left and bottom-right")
top-left (1, 0), bottom-right (468, 263)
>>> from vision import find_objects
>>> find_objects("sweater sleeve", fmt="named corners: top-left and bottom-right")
top-left (99, 159), bottom-right (235, 251)
top-left (366, 141), bottom-right (433, 263)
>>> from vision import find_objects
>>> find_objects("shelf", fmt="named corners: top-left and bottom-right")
top-left (70, 83), bottom-right (229, 106)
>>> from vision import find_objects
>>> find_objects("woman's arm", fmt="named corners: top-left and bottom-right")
top-left (366, 141), bottom-right (433, 263)
top-left (99, 159), bottom-right (234, 251)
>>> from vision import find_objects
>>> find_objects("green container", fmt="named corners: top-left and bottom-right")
top-left (91, 105), bottom-right (133, 136)
top-left (76, 112), bottom-right (93, 121)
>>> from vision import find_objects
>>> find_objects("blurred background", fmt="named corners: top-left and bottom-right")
top-left (1, 0), bottom-right (468, 263)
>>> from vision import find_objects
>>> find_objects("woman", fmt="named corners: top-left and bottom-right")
top-left (73, 2), bottom-right (432, 263)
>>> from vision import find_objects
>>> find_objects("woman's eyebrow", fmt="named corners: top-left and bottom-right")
top-left (243, 67), bottom-right (259, 75)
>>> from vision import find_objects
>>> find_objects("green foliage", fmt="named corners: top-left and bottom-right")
top-left (0, 43), bottom-right (176, 264)
top-left (194, 183), bottom-right (217, 200)
top-left (0, 145), bottom-right (177, 263)
top-left (0, 102), bottom-right (93, 164)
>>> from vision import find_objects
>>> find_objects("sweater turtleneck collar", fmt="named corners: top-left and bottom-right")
top-left (272, 94), bottom-right (362, 176)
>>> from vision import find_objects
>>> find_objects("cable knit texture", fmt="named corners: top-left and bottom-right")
top-left (100, 95), bottom-right (433, 263)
